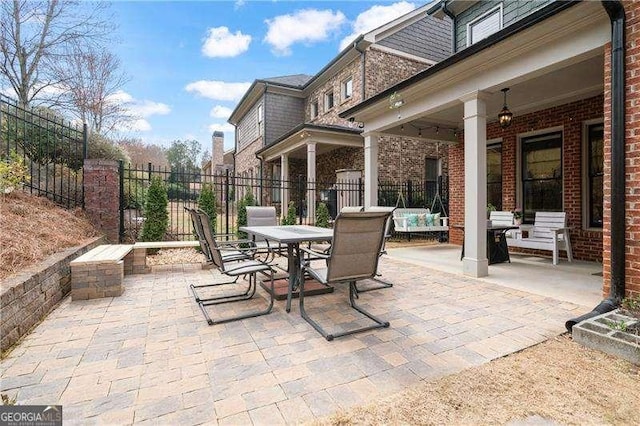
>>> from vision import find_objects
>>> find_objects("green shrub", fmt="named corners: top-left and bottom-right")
top-left (282, 201), bottom-right (297, 225)
top-left (141, 176), bottom-right (168, 242)
top-left (0, 151), bottom-right (30, 194)
top-left (315, 202), bottom-right (330, 228)
top-left (236, 190), bottom-right (256, 240)
top-left (87, 133), bottom-right (130, 164)
top-left (198, 183), bottom-right (217, 232)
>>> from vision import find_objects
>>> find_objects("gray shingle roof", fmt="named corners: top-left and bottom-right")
top-left (262, 74), bottom-right (313, 88)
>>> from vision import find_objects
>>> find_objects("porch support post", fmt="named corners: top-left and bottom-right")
top-left (280, 154), bottom-right (289, 214)
top-left (306, 142), bottom-right (316, 223)
top-left (460, 91), bottom-right (489, 277)
top-left (363, 132), bottom-right (379, 208)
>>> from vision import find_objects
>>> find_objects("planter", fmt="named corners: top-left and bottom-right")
top-left (572, 310), bottom-right (640, 365)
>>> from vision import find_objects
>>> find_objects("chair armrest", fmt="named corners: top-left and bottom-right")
top-left (299, 246), bottom-right (330, 260)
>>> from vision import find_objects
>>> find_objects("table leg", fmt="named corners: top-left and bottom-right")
top-left (285, 242), bottom-right (300, 313)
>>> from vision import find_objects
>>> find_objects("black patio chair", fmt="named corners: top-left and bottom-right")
top-left (298, 211), bottom-right (392, 341)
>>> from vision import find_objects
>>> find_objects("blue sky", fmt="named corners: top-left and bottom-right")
top-left (109, 0), bottom-right (430, 153)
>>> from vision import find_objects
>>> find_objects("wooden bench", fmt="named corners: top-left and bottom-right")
top-left (70, 244), bottom-right (134, 300)
top-left (392, 208), bottom-right (449, 240)
top-left (507, 212), bottom-right (573, 265)
top-left (131, 240), bottom-right (200, 274)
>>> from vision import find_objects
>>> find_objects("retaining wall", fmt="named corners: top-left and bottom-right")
top-left (0, 237), bottom-right (104, 353)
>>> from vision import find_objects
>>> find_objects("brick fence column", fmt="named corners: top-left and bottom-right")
top-left (84, 159), bottom-right (120, 243)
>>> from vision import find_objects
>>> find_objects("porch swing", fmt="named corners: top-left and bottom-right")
top-left (391, 141), bottom-right (449, 237)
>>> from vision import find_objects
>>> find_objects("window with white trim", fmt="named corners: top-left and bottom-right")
top-left (324, 91), bottom-right (334, 111)
top-left (467, 5), bottom-right (503, 46)
top-left (342, 77), bottom-right (353, 101)
top-left (311, 100), bottom-right (319, 119)
top-left (257, 104), bottom-right (263, 135)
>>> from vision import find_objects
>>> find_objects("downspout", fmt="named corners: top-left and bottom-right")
top-left (566, 0), bottom-right (626, 332)
top-left (354, 40), bottom-right (366, 99)
top-left (440, 0), bottom-right (456, 54)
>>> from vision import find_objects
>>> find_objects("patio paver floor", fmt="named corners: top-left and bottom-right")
top-left (0, 256), bottom-right (587, 425)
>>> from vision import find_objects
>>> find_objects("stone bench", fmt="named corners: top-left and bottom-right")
top-left (70, 244), bottom-right (134, 300)
top-left (131, 240), bottom-right (201, 274)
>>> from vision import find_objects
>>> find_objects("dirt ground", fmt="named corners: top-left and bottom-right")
top-left (313, 335), bottom-right (640, 426)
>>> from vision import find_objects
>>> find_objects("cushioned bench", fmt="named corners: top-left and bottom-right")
top-left (507, 212), bottom-right (573, 265)
top-left (70, 244), bottom-right (134, 300)
top-left (392, 208), bottom-right (449, 240)
top-left (131, 240), bottom-right (200, 274)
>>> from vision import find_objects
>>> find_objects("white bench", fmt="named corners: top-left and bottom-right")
top-left (392, 208), bottom-right (449, 240)
top-left (132, 240), bottom-right (200, 274)
top-left (507, 212), bottom-right (573, 265)
top-left (70, 244), bottom-right (134, 300)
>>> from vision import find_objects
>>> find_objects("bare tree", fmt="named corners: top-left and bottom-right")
top-left (54, 42), bottom-right (131, 134)
top-left (0, 0), bottom-right (112, 106)
top-left (118, 138), bottom-right (169, 169)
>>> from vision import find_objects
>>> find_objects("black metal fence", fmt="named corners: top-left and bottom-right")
top-left (0, 95), bottom-right (87, 208)
top-left (119, 163), bottom-right (448, 242)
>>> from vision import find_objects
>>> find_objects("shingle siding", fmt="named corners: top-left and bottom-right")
top-left (456, 0), bottom-right (553, 51)
top-left (237, 98), bottom-right (263, 150)
top-left (265, 93), bottom-right (304, 146)
top-left (378, 15), bottom-right (452, 62)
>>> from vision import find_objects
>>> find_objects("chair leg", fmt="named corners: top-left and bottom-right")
top-left (299, 279), bottom-right (390, 341)
top-left (354, 276), bottom-right (393, 296)
top-left (198, 270), bottom-right (275, 326)
top-left (189, 276), bottom-right (243, 302)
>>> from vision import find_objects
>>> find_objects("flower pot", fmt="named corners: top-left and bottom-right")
top-left (514, 218), bottom-right (522, 226)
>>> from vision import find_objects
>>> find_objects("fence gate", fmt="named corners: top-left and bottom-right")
top-left (0, 94), bottom-right (87, 208)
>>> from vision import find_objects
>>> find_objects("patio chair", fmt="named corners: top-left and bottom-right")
top-left (354, 206), bottom-right (396, 294)
top-left (246, 206), bottom-right (286, 262)
top-left (298, 211), bottom-right (392, 341)
top-left (191, 209), bottom-right (275, 325)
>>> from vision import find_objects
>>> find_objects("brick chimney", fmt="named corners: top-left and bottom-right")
top-left (211, 131), bottom-right (224, 168)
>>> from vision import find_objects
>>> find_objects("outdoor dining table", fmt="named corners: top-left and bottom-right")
top-left (453, 224), bottom-right (520, 265)
top-left (239, 225), bottom-right (334, 312)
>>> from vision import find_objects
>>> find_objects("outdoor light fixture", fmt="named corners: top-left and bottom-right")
top-left (498, 88), bottom-right (513, 129)
top-left (389, 91), bottom-right (405, 109)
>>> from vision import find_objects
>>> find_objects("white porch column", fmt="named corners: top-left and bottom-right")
top-left (306, 142), bottom-right (316, 223)
top-left (460, 91), bottom-right (489, 277)
top-left (363, 132), bottom-right (379, 208)
top-left (280, 154), bottom-right (289, 214)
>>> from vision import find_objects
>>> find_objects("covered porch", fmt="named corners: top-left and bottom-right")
top-left (342, 1), bottom-right (609, 281)
top-left (257, 124), bottom-right (363, 222)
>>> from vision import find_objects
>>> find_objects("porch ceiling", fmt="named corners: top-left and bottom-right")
top-left (382, 53), bottom-right (604, 141)
top-left (353, 1), bottom-right (608, 139)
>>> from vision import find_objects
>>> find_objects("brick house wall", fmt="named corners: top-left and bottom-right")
top-left (364, 48), bottom-right (430, 98)
top-left (448, 95), bottom-right (604, 263)
top-left (308, 57), bottom-right (362, 126)
top-left (603, 1), bottom-right (640, 298)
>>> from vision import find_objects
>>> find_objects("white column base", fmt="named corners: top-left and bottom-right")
top-left (463, 257), bottom-right (489, 278)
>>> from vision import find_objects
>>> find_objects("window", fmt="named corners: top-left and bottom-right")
top-left (325, 91), bottom-right (334, 111)
top-left (521, 132), bottom-right (563, 223)
top-left (425, 157), bottom-right (439, 203)
top-left (311, 100), bottom-right (319, 118)
top-left (342, 77), bottom-right (353, 100)
top-left (467, 5), bottom-right (503, 46)
top-left (257, 104), bottom-right (263, 135)
top-left (487, 143), bottom-right (502, 210)
top-left (587, 123), bottom-right (604, 228)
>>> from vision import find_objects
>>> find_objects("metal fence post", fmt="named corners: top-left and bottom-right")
top-left (298, 175), bottom-right (304, 225)
top-left (407, 180), bottom-right (413, 207)
top-left (119, 160), bottom-right (125, 243)
top-left (225, 169), bottom-right (230, 235)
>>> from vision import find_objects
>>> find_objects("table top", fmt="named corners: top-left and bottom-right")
top-left (240, 225), bottom-right (333, 244)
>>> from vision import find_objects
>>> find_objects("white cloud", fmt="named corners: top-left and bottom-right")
top-left (202, 26), bottom-right (251, 58)
top-left (210, 105), bottom-right (233, 119)
top-left (339, 2), bottom-right (416, 51)
top-left (185, 80), bottom-right (251, 101)
top-left (234, 1), bottom-right (246, 11)
top-left (208, 123), bottom-right (235, 133)
top-left (108, 90), bottom-right (171, 132)
top-left (264, 9), bottom-right (347, 56)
